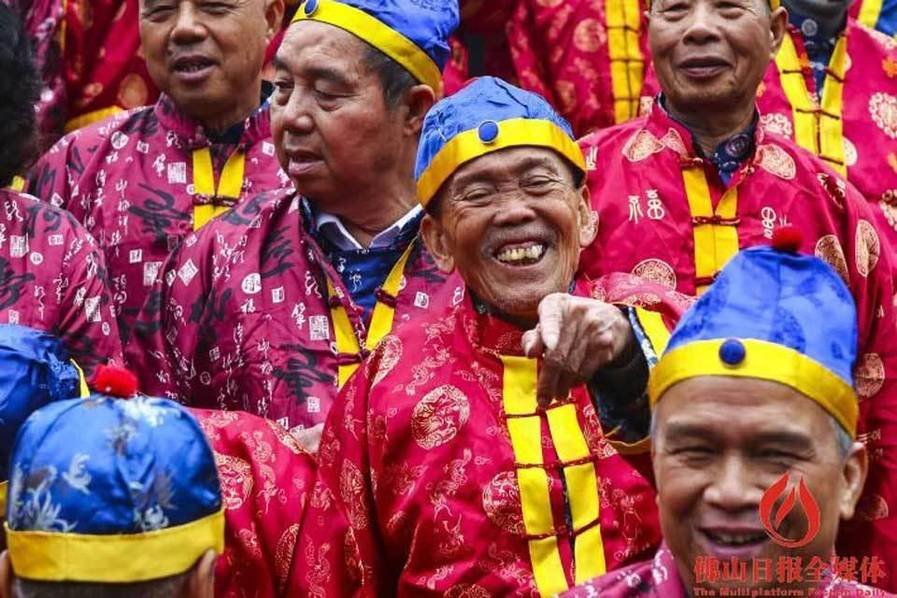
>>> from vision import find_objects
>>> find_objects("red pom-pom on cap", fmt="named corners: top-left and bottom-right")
top-left (90, 364), bottom-right (139, 398)
top-left (771, 225), bottom-right (803, 253)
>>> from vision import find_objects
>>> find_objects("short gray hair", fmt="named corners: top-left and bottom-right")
top-left (13, 573), bottom-right (188, 598)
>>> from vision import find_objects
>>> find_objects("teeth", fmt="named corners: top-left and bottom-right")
top-left (710, 532), bottom-right (765, 546)
top-left (496, 244), bottom-right (545, 264)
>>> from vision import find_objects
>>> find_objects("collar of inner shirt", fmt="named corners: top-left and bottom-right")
top-left (658, 94), bottom-right (757, 179)
top-left (314, 205), bottom-right (424, 251)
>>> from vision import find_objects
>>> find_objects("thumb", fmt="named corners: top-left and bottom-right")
top-left (538, 295), bottom-right (564, 352)
top-left (522, 326), bottom-right (545, 357)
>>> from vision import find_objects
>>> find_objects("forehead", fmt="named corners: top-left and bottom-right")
top-left (447, 147), bottom-right (572, 186)
top-left (277, 20), bottom-right (370, 73)
top-left (654, 376), bottom-right (834, 442)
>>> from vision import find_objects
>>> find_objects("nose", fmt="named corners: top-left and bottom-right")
top-left (703, 456), bottom-right (763, 513)
top-left (682, 2), bottom-right (722, 45)
top-left (170, 4), bottom-right (206, 45)
top-left (491, 191), bottom-right (538, 226)
top-left (279, 88), bottom-right (316, 137)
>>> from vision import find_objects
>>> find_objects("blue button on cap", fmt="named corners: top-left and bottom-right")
top-left (304, 0), bottom-right (319, 16)
top-left (719, 338), bottom-right (746, 366)
top-left (478, 120), bottom-right (499, 144)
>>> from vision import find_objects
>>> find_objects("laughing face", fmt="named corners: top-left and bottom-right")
top-left (420, 146), bottom-right (595, 324)
top-left (652, 377), bottom-right (867, 595)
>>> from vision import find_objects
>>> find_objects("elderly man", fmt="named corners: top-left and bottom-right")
top-left (751, 0), bottom-right (897, 242)
top-left (289, 76), bottom-right (689, 596)
top-left (564, 240), bottom-right (891, 597)
top-left (128, 0), bottom-right (460, 434)
top-left (578, 0), bottom-right (897, 581)
top-left (24, 0), bottom-right (288, 344)
top-left (0, 393), bottom-right (223, 598)
top-left (0, 3), bottom-right (122, 374)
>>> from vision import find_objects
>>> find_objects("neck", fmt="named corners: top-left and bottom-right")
top-left (784, 0), bottom-right (849, 38)
top-left (666, 99), bottom-right (756, 156)
top-left (192, 82), bottom-right (263, 135)
top-left (338, 180), bottom-right (418, 248)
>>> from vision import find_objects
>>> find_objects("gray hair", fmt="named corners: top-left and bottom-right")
top-left (13, 573), bottom-right (188, 598)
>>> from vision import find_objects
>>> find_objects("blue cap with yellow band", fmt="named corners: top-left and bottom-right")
top-left (291, 0), bottom-right (458, 92)
top-left (648, 236), bottom-right (859, 437)
top-left (5, 395), bottom-right (223, 583)
top-left (414, 76), bottom-right (587, 207)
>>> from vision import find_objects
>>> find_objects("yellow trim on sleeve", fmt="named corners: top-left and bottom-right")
top-left (648, 339), bottom-right (857, 437)
top-left (64, 107), bottom-right (124, 134)
top-left (70, 360), bottom-right (89, 398)
top-left (6, 508), bottom-right (225, 583)
top-left (857, 0), bottom-right (884, 28)
top-left (416, 118), bottom-right (587, 207)
top-left (682, 168), bottom-right (739, 294)
top-left (606, 0), bottom-right (645, 123)
top-left (291, 0), bottom-right (442, 91)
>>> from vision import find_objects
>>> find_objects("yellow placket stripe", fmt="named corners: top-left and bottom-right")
top-left (70, 359), bottom-right (90, 398)
top-left (545, 404), bottom-right (606, 584)
top-left (500, 356), bottom-right (607, 594)
top-left (857, 0), bottom-right (884, 28)
top-left (774, 34), bottom-right (848, 175)
top-left (632, 307), bottom-right (672, 356)
top-left (329, 241), bottom-right (416, 388)
top-left (606, 0), bottom-right (644, 123)
top-left (8, 176), bottom-right (25, 192)
top-left (192, 147), bottom-right (246, 231)
top-left (819, 38), bottom-right (848, 176)
top-left (682, 167), bottom-right (740, 294)
top-left (0, 480), bottom-right (7, 516)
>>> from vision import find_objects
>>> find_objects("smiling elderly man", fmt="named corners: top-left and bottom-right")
top-left (577, 0), bottom-right (897, 581)
top-left (128, 0), bottom-right (460, 435)
top-left (24, 0), bottom-right (289, 344)
top-left (564, 239), bottom-right (893, 597)
top-left (288, 76), bottom-right (690, 597)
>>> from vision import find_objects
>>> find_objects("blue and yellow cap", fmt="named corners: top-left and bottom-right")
top-left (5, 395), bottom-right (223, 583)
top-left (414, 76), bottom-right (587, 207)
top-left (0, 325), bottom-right (88, 514)
top-left (648, 233), bottom-right (859, 437)
top-left (290, 0), bottom-right (458, 91)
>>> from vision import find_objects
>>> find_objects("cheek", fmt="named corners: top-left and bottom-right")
top-left (657, 463), bottom-right (706, 517)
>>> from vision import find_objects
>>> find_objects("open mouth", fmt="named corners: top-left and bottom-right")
top-left (494, 241), bottom-right (547, 267)
top-left (703, 530), bottom-right (767, 547)
top-left (172, 55), bottom-right (216, 75)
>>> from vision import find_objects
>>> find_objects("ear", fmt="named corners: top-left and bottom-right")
top-left (838, 442), bottom-right (869, 521)
top-left (264, 0), bottom-right (286, 43)
top-left (768, 6), bottom-right (788, 58)
top-left (420, 212), bottom-right (455, 274)
top-left (402, 84), bottom-right (437, 137)
top-left (576, 185), bottom-right (597, 248)
top-left (185, 550), bottom-right (217, 598)
top-left (0, 551), bottom-right (12, 598)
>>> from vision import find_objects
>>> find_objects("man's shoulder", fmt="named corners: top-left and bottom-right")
top-left (578, 116), bottom-right (650, 152)
top-left (849, 17), bottom-right (897, 56)
top-left (44, 105), bottom-right (155, 156)
top-left (2, 190), bottom-right (93, 239)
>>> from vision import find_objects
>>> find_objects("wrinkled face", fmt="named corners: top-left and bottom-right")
top-left (139, 0), bottom-right (278, 126)
top-left (271, 22), bottom-right (407, 210)
top-left (652, 377), bottom-right (866, 594)
top-left (421, 147), bottom-right (594, 323)
top-left (648, 0), bottom-right (784, 114)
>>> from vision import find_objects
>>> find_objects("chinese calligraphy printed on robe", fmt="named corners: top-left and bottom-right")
top-left (577, 103), bottom-right (897, 590)
top-left (0, 189), bottom-right (121, 374)
top-left (507, 0), bottom-right (649, 136)
top-left (290, 277), bottom-right (688, 597)
top-left (128, 189), bottom-right (462, 432)
top-left (26, 94), bottom-right (289, 343)
top-left (190, 408), bottom-right (316, 598)
top-left (753, 20), bottom-right (897, 246)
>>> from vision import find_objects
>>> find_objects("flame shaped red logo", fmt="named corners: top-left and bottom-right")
top-left (759, 473), bottom-right (821, 548)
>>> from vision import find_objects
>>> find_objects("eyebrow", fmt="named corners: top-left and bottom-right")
top-left (451, 156), bottom-right (563, 191)
top-left (662, 422), bottom-right (814, 450)
top-left (305, 66), bottom-right (353, 88)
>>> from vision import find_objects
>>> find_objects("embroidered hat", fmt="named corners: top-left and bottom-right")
top-left (5, 393), bottom-right (223, 583)
top-left (648, 231), bottom-right (859, 437)
top-left (414, 76), bottom-right (586, 207)
top-left (291, 0), bottom-right (459, 91)
top-left (0, 325), bottom-right (87, 511)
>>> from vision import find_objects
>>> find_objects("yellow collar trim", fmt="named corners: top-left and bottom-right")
top-left (416, 118), bottom-right (587, 207)
top-left (649, 338), bottom-right (857, 437)
top-left (6, 508), bottom-right (224, 583)
top-left (291, 0), bottom-right (442, 91)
